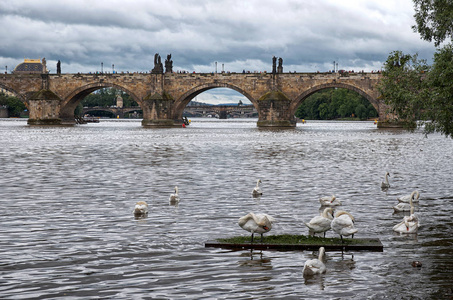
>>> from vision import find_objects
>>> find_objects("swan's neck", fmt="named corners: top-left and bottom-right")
top-left (318, 248), bottom-right (325, 261)
top-left (322, 208), bottom-right (333, 219)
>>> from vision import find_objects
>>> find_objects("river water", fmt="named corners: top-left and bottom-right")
top-left (0, 118), bottom-right (452, 299)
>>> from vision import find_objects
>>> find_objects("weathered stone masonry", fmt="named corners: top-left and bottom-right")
top-left (0, 71), bottom-right (392, 127)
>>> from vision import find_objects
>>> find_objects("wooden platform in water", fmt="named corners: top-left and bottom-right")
top-left (205, 235), bottom-right (383, 252)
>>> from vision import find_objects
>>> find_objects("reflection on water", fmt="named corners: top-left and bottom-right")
top-left (0, 118), bottom-right (452, 299)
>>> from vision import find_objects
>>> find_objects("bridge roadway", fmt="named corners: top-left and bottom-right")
top-left (0, 71), bottom-right (398, 127)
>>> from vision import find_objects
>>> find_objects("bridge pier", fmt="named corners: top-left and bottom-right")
top-left (256, 91), bottom-right (296, 127)
top-left (376, 103), bottom-right (416, 129)
top-left (218, 108), bottom-right (227, 119)
top-left (27, 90), bottom-right (63, 125)
top-left (141, 92), bottom-right (182, 127)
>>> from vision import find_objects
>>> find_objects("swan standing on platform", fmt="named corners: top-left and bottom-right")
top-left (238, 212), bottom-right (274, 243)
top-left (169, 186), bottom-right (180, 205)
top-left (381, 172), bottom-right (390, 189)
top-left (305, 207), bottom-right (334, 237)
top-left (303, 247), bottom-right (327, 276)
top-left (397, 190), bottom-right (420, 203)
top-left (252, 179), bottom-right (263, 197)
top-left (133, 201), bottom-right (149, 217)
top-left (393, 195), bottom-right (419, 233)
top-left (319, 195), bottom-right (341, 206)
top-left (331, 210), bottom-right (358, 242)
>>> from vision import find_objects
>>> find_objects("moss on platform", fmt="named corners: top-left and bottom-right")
top-left (217, 234), bottom-right (361, 245)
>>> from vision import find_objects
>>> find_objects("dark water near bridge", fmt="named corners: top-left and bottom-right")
top-left (1, 118), bottom-right (452, 299)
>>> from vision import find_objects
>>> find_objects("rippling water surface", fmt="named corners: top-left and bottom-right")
top-left (1, 118), bottom-right (452, 299)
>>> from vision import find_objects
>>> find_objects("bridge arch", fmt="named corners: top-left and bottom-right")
top-left (172, 82), bottom-right (256, 119)
top-left (290, 82), bottom-right (380, 117)
top-left (62, 82), bottom-right (141, 105)
top-left (0, 83), bottom-right (26, 102)
top-left (60, 82), bottom-right (142, 122)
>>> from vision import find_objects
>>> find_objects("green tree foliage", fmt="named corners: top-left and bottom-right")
top-left (378, 51), bottom-right (430, 123)
top-left (379, 48), bottom-right (453, 137)
top-left (424, 44), bottom-right (453, 136)
top-left (412, 0), bottom-right (453, 47)
top-left (295, 88), bottom-right (378, 120)
top-left (0, 92), bottom-right (27, 117)
top-left (379, 0), bottom-right (453, 137)
top-left (81, 88), bottom-right (137, 107)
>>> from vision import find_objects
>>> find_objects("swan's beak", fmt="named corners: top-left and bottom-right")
top-left (263, 226), bottom-right (269, 230)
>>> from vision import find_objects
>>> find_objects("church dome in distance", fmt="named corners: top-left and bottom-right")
top-left (13, 58), bottom-right (47, 74)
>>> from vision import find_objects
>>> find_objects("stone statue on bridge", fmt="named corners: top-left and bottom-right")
top-left (277, 57), bottom-right (283, 73)
top-left (57, 60), bottom-right (61, 74)
top-left (165, 54), bottom-right (173, 73)
top-left (272, 56), bottom-right (277, 74)
top-left (152, 53), bottom-right (164, 74)
top-left (42, 58), bottom-right (48, 73)
top-left (272, 56), bottom-right (283, 74)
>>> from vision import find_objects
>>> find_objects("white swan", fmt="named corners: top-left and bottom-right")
top-left (319, 195), bottom-right (341, 206)
top-left (305, 207), bottom-right (334, 237)
top-left (303, 247), bottom-right (327, 276)
top-left (238, 212), bottom-right (275, 243)
top-left (381, 172), bottom-right (390, 189)
top-left (397, 190), bottom-right (420, 203)
top-left (393, 206), bottom-right (419, 234)
top-left (133, 201), bottom-right (149, 216)
top-left (393, 201), bottom-right (413, 212)
top-left (169, 186), bottom-right (180, 205)
top-left (331, 210), bottom-right (358, 242)
top-left (252, 179), bottom-right (263, 197)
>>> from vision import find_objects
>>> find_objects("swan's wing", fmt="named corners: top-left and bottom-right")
top-left (397, 194), bottom-right (411, 202)
top-left (238, 213), bottom-right (253, 227)
top-left (307, 216), bottom-right (331, 227)
top-left (333, 215), bottom-right (354, 227)
top-left (256, 213), bottom-right (275, 223)
top-left (303, 259), bottom-right (326, 275)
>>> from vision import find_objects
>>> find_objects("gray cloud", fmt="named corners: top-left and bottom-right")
top-left (0, 0), bottom-right (437, 102)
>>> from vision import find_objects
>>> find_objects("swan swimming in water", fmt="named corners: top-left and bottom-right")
top-left (397, 190), bottom-right (420, 203)
top-left (303, 247), bottom-right (327, 276)
top-left (305, 207), bottom-right (334, 237)
top-left (252, 179), bottom-right (263, 197)
top-left (331, 210), bottom-right (358, 242)
top-left (169, 186), bottom-right (180, 205)
top-left (393, 205), bottom-right (419, 234)
top-left (238, 212), bottom-right (274, 243)
top-left (381, 172), bottom-right (390, 189)
top-left (319, 195), bottom-right (341, 206)
top-left (393, 197), bottom-right (415, 212)
top-left (133, 201), bottom-right (149, 217)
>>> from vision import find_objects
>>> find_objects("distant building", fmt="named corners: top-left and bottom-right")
top-left (13, 58), bottom-right (48, 74)
top-left (116, 95), bottom-right (123, 108)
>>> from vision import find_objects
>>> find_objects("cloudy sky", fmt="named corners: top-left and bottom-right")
top-left (0, 0), bottom-right (437, 104)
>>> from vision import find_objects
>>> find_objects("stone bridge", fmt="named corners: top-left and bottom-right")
top-left (82, 106), bottom-right (142, 118)
top-left (184, 105), bottom-right (257, 119)
top-left (0, 71), bottom-right (393, 127)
